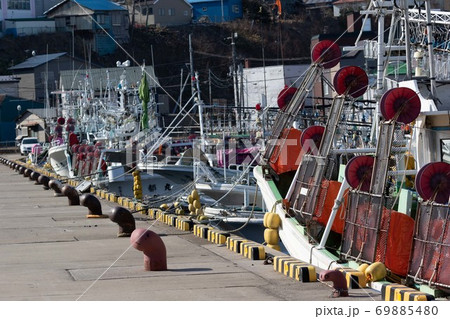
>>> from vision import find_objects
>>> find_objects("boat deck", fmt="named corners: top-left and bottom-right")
top-left (0, 154), bottom-right (381, 301)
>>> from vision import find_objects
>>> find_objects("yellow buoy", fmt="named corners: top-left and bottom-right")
top-left (188, 203), bottom-right (195, 213)
top-left (173, 201), bottom-right (180, 208)
top-left (266, 212), bottom-right (281, 229)
top-left (263, 212), bottom-right (271, 228)
top-left (187, 195), bottom-right (194, 204)
top-left (264, 228), bottom-right (279, 245)
top-left (195, 208), bottom-right (203, 216)
top-left (365, 262), bottom-right (387, 282)
top-left (191, 189), bottom-right (199, 200)
top-left (193, 199), bottom-right (201, 210)
top-left (358, 263), bottom-right (369, 273)
top-left (267, 244), bottom-right (281, 251)
top-left (160, 203), bottom-right (169, 211)
top-left (198, 215), bottom-right (209, 221)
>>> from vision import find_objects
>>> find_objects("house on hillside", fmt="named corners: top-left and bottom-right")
top-left (15, 107), bottom-right (57, 143)
top-left (0, 94), bottom-right (43, 142)
top-left (0, 0), bottom-right (60, 36)
top-left (123, 0), bottom-right (192, 27)
top-left (332, 0), bottom-right (367, 17)
top-left (8, 52), bottom-right (86, 105)
top-left (0, 76), bottom-right (20, 97)
top-left (44, 0), bottom-right (129, 55)
top-left (188, 0), bottom-right (242, 23)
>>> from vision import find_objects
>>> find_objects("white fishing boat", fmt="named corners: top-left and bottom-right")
top-left (254, 0), bottom-right (449, 297)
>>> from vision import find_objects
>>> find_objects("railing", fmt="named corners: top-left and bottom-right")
top-left (0, 141), bottom-right (19, 153)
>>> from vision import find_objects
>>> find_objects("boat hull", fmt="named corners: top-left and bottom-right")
top-left (196, 182), bottom-right (263, 208)
top-left (254, 165), bottom-right (346, 270)
top-left (48, 144), bottom-right (72, 178)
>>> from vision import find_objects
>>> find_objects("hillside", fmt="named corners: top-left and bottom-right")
top-left (0, 3), bottom-right (346, 104)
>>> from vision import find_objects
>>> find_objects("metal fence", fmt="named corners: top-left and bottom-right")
top-left (0, 141), bottom-right (19, 153)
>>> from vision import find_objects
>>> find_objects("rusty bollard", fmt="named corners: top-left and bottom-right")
top-left (48, 179), bottom-right (63, 197)
top-left (80, 194), bottom-right (107, 218)
top-left (109, 207), bottom-right (136, 237)
top-left (319, 270), bottom-right (349, 298)
top-left (62, 185), bottom-right (80, 206)
top-left (30, 171), bottom-right (41, 185)
top-left (38, 175), bottom-right (50, 190)
top-left (130, 228), bottom-right (167, 271)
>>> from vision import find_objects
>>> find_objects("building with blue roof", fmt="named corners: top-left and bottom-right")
top-left (0, 0), bottom-right (61, 37)
top-left (45, 0), bottom-right (130, 55)
top-left (187, 0), bottom-right (242, 23)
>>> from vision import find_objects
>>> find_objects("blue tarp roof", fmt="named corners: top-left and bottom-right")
top-left (45, 0), bottom-right (126, 15)
top-left (8, 53), bottom-right (67, 70)
top-left (74, 0), bottom-right (126, 11)
top-left (188, 0), bottom-right (222, 4)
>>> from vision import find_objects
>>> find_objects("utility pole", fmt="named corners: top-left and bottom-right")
top-left (208, 69), bottom-right (212, 105)
top-left (230, 33), bottom-right (239, 130)
top-left (189, 34), bottom-right (196, 108)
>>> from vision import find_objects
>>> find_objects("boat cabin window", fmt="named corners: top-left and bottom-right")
top-left (441, 139), bottom-right (450, 164)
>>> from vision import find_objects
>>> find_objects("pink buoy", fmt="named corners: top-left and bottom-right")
top-left (380, 87), bottom-right (421, 124)
top-left (345, 155), bottom-right (375, 192)
top-left (277, 86), bottom-right (297, 110)
top-left (130, 228), bottom-right (167, 271)
top-left (333, 66), bottom-right (368, 98)
top-left (311, 40), bottom-right (341, 69)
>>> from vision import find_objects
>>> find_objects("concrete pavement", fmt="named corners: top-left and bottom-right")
top-left (0, 155), bottom-right (380, 301)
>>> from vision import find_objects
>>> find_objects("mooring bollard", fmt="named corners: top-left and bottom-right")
top-left (37, 175), bottom-right (50, 190)
top-left (130, 228), bottom-right (167, 271)
top-left (24, 168), bottom-right (32, 178)
top-left (319, 270), bottom-right (349, 298)
top-left (109, 206), bottom-right (136, 237)
top-left (80, 193), bottom-right (107, 218)
top-left (48, 179), bottom-right (63, 197)
top-left (61, 185), bottom-right (80, 206)
top-left (30, 171), bottom-right (41, 185)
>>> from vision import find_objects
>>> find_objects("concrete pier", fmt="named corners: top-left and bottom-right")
top-left (0, 156), bottom-right (380, 301)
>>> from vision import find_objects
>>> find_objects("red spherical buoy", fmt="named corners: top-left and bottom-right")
top-left (57, 117), bottom-right (65, 125)
top-left (277, 86), bottom-right (297, 110)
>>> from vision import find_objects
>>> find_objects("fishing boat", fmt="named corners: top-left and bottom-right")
top-left (254, 0), bottom-right (449, 296)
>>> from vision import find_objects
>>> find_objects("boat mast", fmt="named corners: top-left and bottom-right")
top-left (374, 0), bottom-right (386, 95)
top-left (424, 0), bottom-right (437, 99)
top-left (401, 0), bottom-right (413, 79)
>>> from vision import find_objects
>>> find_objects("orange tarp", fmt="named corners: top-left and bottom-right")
top-left (384, 211), bottom-right (415, 277)
top-left (269, 128), bottom-right (302, 175)
top-left (313, 180), bottom-right (347, 234)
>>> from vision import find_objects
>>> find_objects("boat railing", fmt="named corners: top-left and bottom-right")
top-left (194, 160), bottom-right (218, 184)
top-left (341, 191), bottom-right (386, 264)
top-left (408, 200), bottom-right (449, 289)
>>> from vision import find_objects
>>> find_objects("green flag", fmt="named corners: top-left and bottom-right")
top-left (139, 73), bottom-right (149, 130)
